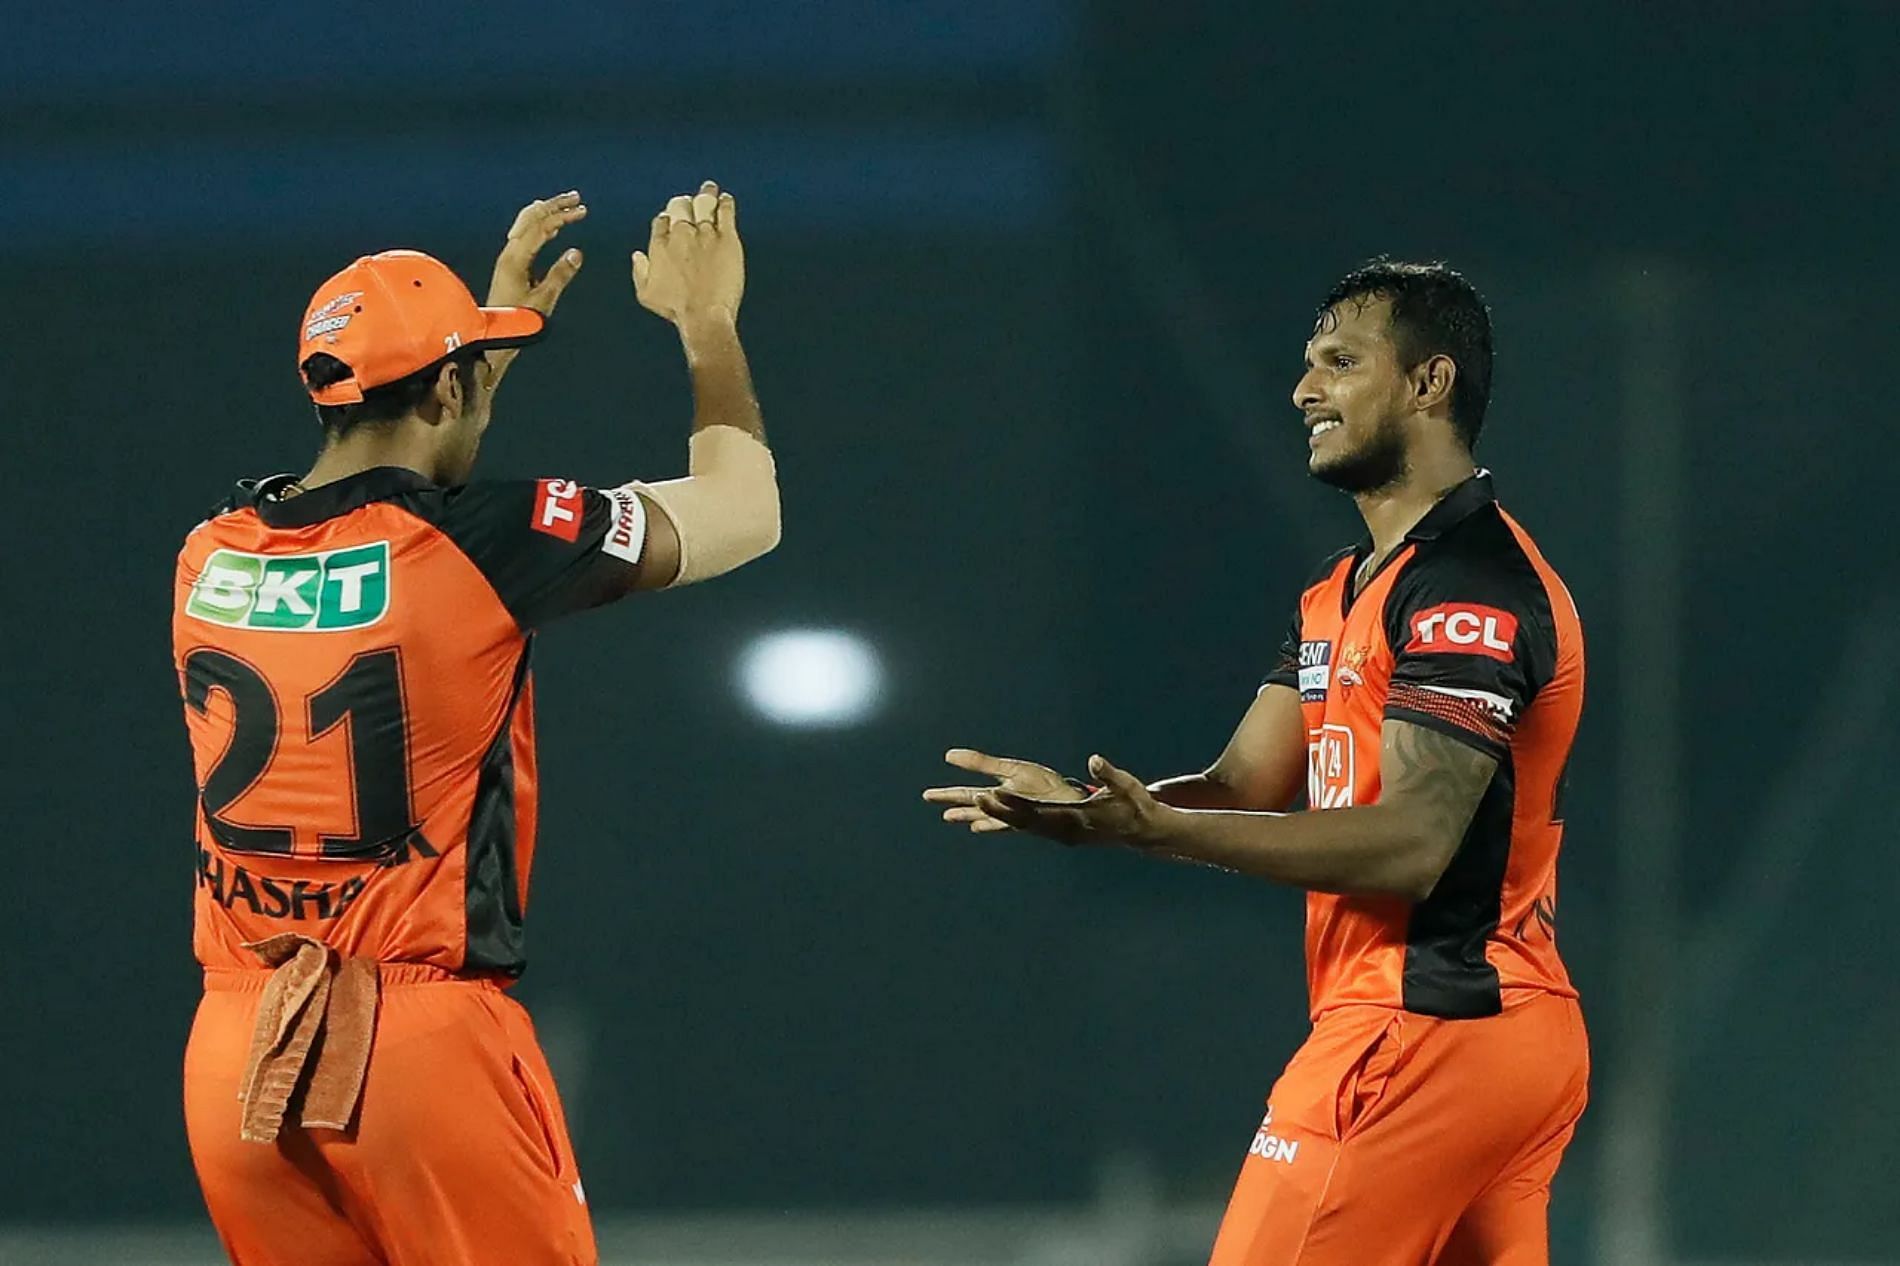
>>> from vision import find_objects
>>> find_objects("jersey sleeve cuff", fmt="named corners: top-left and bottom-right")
top-left (1384, 697), bottom-right (1511, 763)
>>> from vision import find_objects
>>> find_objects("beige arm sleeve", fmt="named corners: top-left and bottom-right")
top-left (626, 425), bottom-right (781, 587)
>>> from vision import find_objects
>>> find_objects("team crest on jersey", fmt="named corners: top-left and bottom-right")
top-left (186, 542), bottom-right (390, 632)
top-left (1307, 724), bottom-right (1355, 809)
top-left (1297, 640), bottom-right (1332, 702)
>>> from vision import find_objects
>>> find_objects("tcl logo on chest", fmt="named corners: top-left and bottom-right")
top-left (532, 479), bottom-right (585, 542)
top-left (1406, 603), bottom-right (1518, 663)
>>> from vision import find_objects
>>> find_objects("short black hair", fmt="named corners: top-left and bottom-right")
top-left (301, 352), bottom-right (481, 439)
top-left (1317, 259), bottom-right (1494, 450)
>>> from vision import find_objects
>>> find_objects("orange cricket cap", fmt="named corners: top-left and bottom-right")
top-left (296, 250), bottom-right (546, 405)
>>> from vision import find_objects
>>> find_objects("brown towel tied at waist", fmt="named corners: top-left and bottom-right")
top-left (236, 933), bottom-right (379, 1144)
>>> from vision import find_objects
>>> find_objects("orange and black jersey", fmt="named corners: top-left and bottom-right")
top-left (1262, 472), bottom-right (1584, 1021)
top-left (172, 467), bottom-right (649, 975)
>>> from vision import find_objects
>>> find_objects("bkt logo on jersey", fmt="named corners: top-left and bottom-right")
top-left (1406, 602), bottom-right (1519, 663)
top-left (186, 543), bottom-right (390, 631)
top-left (1297, 640), bottom-right (1332, 702)
top-left (1307, 724), bottom-right (1355, 809)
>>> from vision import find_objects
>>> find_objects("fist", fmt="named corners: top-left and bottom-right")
top-left (632, 180), bottom-right (743, 326)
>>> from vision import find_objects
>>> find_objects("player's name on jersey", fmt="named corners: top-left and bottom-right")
top-left (196, 833), bottom-right (439, 921)
top-left (198, 848), bottom-right (369, 922)
top-left (187, 542), bottom-right (390, 632)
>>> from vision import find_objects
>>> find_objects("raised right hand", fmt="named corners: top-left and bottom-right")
top-left (632, 180), bottom-right (743, 327)
top-left (922, 748), bottom-right (1085, 834)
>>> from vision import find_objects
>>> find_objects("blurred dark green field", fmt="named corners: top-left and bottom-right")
top-left (4, 3), bottom-right (1897, 1263)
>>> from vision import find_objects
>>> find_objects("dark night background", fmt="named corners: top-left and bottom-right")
top-left (3, 3), bottom-right (1896, 1262)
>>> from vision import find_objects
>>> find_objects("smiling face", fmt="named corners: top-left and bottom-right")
top-left (1291, 295), bottom-right (1420, 494)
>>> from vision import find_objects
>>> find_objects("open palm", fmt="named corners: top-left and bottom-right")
top-left (921, 748), bottom-right (1082, 834)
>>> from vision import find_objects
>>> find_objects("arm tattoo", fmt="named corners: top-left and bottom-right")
top-left (1379, 720), bottom-right (1498, 847)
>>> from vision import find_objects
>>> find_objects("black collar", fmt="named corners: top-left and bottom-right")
top-left (1345, 470), bottom-right (1498, 598)
top-left (238, 466), bottom-right (439, 529)
top-left (1403, 468), bottom-right (1497, 543)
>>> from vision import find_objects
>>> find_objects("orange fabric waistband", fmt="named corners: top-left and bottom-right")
top-left (205, 960), bottom-right (502, 992)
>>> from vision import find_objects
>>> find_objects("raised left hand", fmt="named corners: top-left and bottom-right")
top-left (483, 190), bottom-right (589, 388)
top-left (976, 754), bottom-right (1169, 848)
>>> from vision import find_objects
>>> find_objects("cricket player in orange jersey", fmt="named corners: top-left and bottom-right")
top-left (926, 262), bottom-right (1588, 1265)
top-left (175, 181), bottom-right (779, 1266)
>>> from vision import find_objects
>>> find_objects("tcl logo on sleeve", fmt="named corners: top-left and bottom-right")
top-left (531, 479), bottom-right (585, 542)
top-left (1406, 603), bottom-right (1519, 662)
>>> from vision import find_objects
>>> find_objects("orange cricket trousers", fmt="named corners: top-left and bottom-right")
top-left (185, 964), bottom-right (597, 1266)
top-left (1208, 990), bottom-right (1588, 1266)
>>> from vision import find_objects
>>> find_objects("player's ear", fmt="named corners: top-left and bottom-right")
top-left (431, 362), bottom-right (462, 425)
top-left (1413, 353), bottom-right (1456, 415)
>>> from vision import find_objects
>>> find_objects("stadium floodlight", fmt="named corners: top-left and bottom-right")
top-left (736, 628), bottom-right (883, 728)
